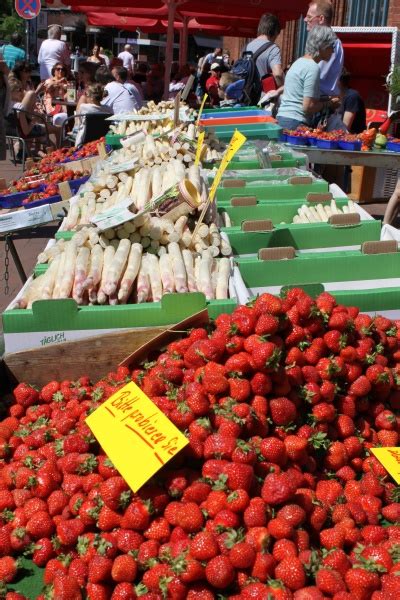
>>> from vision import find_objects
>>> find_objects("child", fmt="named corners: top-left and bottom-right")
top-left (218, 73), bottom-right (245, 107)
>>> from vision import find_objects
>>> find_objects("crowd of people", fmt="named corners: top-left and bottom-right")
top-left (0, 0), bottom-right (368, 159)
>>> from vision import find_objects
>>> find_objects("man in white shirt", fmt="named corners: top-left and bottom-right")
top-left (305, 0), bottom-right (344, 97)
top-left (102, 66), bottom-right (142, 114)
top-left (118, 45), bottom-right (135, 77)
top-left (99, 47), bottom-right (110, 68)
top-left (38, 25), bottom-right (71, 81)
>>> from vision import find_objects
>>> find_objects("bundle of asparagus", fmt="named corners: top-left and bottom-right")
top-left (14, 236), bottom-right (231, 308)
top-left (292, 200), bottom-right (358, 224)
top-left (63, 162), bottom-right (205, 231)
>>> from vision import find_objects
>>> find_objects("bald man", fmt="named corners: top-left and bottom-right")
top-left (118, 44), bottom-right (135, 77)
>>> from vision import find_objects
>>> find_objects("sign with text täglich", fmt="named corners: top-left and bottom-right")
top-left (86, 382), bottom-right (189, 492)
top-left (371, 447), bottom-right (400, 484)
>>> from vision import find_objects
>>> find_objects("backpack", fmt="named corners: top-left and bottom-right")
top-left (230, 41), bottom-right (273, 105)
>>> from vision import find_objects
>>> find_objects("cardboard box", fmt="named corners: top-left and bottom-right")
top-left (235, 247), bottom-right (400, 299)
top-left (216, 177), bottom-right (329, 203)
top-left (218, 198), bottom-right (366, 227)
top-left (2, 292), bottom-right (236, 354)
top-left (224, 219), bottom-right (381, 255)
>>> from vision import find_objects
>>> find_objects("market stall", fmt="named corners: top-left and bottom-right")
top-left (1, 101), bottom-right (400, 599)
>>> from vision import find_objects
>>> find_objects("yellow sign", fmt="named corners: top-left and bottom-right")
top-left (195, 131), bottom-right (205, 166)
top-left (209, 130), bottom-right (247, 202)
top-left (196, 94), bottom-right (208, 126)
top-left (371, 447), bottom-right (400, 484)
top-left (86, 382), bottom-right (189, 492)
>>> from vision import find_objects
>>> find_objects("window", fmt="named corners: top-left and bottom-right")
top-left (346, 0), bottom-right (389, 26)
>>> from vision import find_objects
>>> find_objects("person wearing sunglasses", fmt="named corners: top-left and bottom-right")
top-left (40, 62), bottom-right (68, 116)
top-left (305, 1), bottom-right (344, 98)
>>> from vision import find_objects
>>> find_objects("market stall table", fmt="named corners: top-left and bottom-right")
top-left (287, 145), bottom-right (400, 170)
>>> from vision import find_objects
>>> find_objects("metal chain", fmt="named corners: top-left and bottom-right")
top-left (4, 236), bottom-right (10, 296)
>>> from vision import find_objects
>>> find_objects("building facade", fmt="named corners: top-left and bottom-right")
top-left (224, 0), bottom-right (400, 69)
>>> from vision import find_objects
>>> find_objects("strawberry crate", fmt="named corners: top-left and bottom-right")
top-left (234, 246), bottom-right (400, 300)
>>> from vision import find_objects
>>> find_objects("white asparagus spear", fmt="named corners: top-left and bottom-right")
top-left (137, 254), bottom-right (150, 303)
top-left (216, 258), bottom-right (230, 299)
top-left (118, 243), bottom-right (143, 303)
top-left (97, 246), bottom-right (115, 304)
top-left (72, 246), bottom-right (90, 304)
top-left (198, 250), bottom-right (214, 300)
top-left (84, 244), bottom-right (104, 301)
top-left (159, 253), bottom-right (175, 293)
top-left (220, 237), bottom-right (232, 257)
top-left (315, 204), bottom-right (329, 222)
top-left (168, 242), bottom-right (188, 293)
top-left (182, 249), bottom-right (197, 292)
top-left (103, 238), bottom-right (131, 296)
top-left (40, 255), bottom-right (61, 300)
top-left (330, 199), bottom-right (340, 215)
top-left (223, 212), bottom-right (232, 228)
top-left (309, 206), bottom-right (321, 222)
top-left (52, 251), bottom-right (66, 299)
top-left (59, 242), bottom-right (78, 299)
top-left (147, 253), bottom-right (163, 302)
top-left (37, 239), bottom-right (65, 264)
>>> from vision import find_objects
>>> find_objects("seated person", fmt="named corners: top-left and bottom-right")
top-left (37, 62), bottom-right (68, 116)
top-left (205, 63), bottom-right (222, 106)
top-left (101, 66), bottom-right (142, 114)
top-left (218, 73), bottom-right (245, 107)
top-left (338, 68), bottom-right (366, 134)
top-left (75, 83), bottom-right (113, 146)
top-left (9, 80), bottom-right (61, 147)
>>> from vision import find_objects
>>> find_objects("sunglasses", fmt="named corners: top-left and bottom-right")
top-left (55, 67), bottom-right (66, 72)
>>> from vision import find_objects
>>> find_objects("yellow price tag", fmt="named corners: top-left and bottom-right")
top-left (370, 447), bottom-right (400, 484)
top-left (209, 130), bottom-right (247, 202)
top-left (195, 131), bottom-right (205, 166)
top-left (86, 382), bottom-right (189, 492)
top-left (196, 94), bottom-right (208, 126)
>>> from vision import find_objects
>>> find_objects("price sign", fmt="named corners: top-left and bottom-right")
top-left (208, 130), bottom-right (247, 202)
top-left (370, 447), bottom-right (400, 484)
top-left (91, 197), bottom-right (136, 231)
top-left (196, 94), bottom-right (208, 127)
top-left (195, 131), bottom-right (205, 166)
top-left (86, 382), bottom-right (189, 492)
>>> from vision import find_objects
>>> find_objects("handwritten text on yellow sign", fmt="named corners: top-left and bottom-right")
top-left (86, 382), bottom-right (189, 492)
top-left (209, 130), bottom-right (247, 202)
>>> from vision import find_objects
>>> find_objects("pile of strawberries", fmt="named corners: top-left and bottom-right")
top-left (1, 289), bottom-right (400, 599)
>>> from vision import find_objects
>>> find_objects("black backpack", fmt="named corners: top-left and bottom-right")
top-left (230, 41), bottom-right (273, 105)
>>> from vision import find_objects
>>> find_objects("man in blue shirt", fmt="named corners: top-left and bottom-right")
top-left (0, 34), bottom-right (26, 70)
top-left (304, 1), bottom-right (344, 97)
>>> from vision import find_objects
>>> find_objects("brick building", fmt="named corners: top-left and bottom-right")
top-left (223, 0), bottom-right (400, 69)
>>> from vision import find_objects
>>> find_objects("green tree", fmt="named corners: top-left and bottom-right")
top-left (0, 0), bottom-right (25, 41)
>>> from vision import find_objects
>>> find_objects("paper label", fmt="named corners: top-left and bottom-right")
top-left (195, 131), bottom-right (205, 166)
top-left (209, 131), bottom-right (247, 201)
top-left (196, 94), bottom-right (208, 126)
top-left (370, 447), bottom-right (400, 484)
top-left (91, 197), bottom-right (136, 231)
top-left (108, 159), bottom-right (138, 175)
top-left (0, 204), bottom-right (54, 233)
top-left (86, 382), bottom-right (188, 492)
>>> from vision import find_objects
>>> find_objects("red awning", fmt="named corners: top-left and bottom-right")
top-left (72, 0), bottom-right (307, 27)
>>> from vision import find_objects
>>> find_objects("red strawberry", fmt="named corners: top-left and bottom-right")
top-left (111, 554), bottom-right (137, 583)
top-left (0, 556), bottom-right (18, 582)
top-left (262, 472), bottom-right (296, 505)
top-left (14, 383), bottom-right (39, 407)
top-left (275, 556), bottom-right (306, 591)
top-left (205, 555), bottom-right (235, 589)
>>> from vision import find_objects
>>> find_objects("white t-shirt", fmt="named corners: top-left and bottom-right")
top-left (118, 51), bottom-right (135, 72)
top-left (75, 103), bottom-right (113, 146)
top-left (102, 81), bottom-right (142, 114)
top-left (38, 39), bottom-right (71, 80)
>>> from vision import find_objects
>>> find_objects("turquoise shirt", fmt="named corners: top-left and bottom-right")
top-left (277, 57), bottom-right (320, 125)
top-left (1, 44), bottom-right (26, 69)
